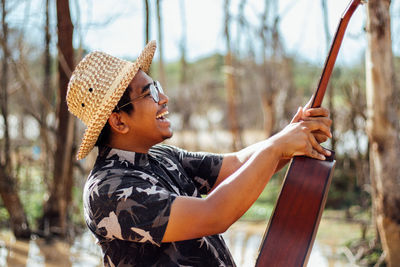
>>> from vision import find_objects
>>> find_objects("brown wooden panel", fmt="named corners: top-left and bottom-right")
top-left (255, 152), bottom-right (335, 267)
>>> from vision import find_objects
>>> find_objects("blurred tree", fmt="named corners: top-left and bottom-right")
top-left (40, 0), bottom-right (53, 197)
top-left (144, 0), bottom-right (150, 45)
top-left (321, 0), bottom-right (336, 151)
top-left (179, 0), bottom-right (187, 86)
top-left (260, 0), bottom-right (276, 138)
top-left (0, 0), bottom-right (31, 239)
top-left (156, 0), bottom-right (166, 87)
top-left (260, 0), bottom-right (287, 137)
top-left (366, 0), bottom-right (400, 265)
top-left (224, 0), bottom-right (242, 150)
top-left (175, 0), bottom-right (192, 148)
top-left (235, 0), bottom-right (247, 56)
top-left (40, 0), bottom-right (75, 237)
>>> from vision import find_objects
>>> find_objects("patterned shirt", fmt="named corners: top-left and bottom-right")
top-left (84, 144), bottom-right (236, 267)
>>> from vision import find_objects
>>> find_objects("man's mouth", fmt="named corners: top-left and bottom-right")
top-left (156, 110), bottom-right (169, 121)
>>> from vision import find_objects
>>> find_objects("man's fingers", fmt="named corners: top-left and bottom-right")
top-left (301, 120), bottom-right (332, 138)
top-left (304, 97), bottom-right (313, 109)
top-left (310, 149), bottom-right (326, 161)
top-left (301, 116), bottom-right (332, 127)
top-left (290, 107), bottom-right (303, 123)
top-left (314, 132), bottom-right (329, 143)
top-left (308, 133), bottom-right (326, 154)
top-left (303, 107), bottom-right (330, 118)
top-left (307, 134), bottom-right (331, 160)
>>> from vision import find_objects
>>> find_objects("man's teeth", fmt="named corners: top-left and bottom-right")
top-left (156, 111), bottom-right (169, 119)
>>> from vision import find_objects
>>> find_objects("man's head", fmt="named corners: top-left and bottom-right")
top-left (96, 69), bottom-right (172, 153)
top-left (66, 41), bottom-right (161, 160)
top-left (94, 83), bottom-right (134, 148)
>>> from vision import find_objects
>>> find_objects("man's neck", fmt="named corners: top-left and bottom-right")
top-left (107, 137), bottom-right (153, 154)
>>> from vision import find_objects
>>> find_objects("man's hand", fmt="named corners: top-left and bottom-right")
top-left (290, 106), bottom-right (332, 144)
top-left (272, 106), bottom-right (332, 161)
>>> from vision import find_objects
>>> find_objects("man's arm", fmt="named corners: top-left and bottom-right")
top-left (162, 110), bottom-right (332, 243)
top-left (212, 141), bottom-right (285, 191)
top-left (162, 140), bottom-right (280, 242)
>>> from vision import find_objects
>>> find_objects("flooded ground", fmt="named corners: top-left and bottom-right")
top-left (0, 210), bottom-right (366, 267)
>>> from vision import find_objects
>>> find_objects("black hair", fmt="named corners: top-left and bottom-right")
top-left (95, 85), bottom-right (134, 147)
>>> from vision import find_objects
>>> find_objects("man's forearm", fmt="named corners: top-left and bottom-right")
top-left (205, 140), bottom-right (281, 230)
top-left (213, 140), bottom-right (287, 191)
top-left (234, 140), bottom-right (289, 173)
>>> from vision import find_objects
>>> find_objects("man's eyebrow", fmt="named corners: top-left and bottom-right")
top-left (141, 83), bottom-right (152, 94)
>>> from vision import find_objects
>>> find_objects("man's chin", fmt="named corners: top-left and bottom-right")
top-left (162, 130), bottom-right (173, 140)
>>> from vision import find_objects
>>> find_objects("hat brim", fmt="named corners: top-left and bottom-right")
top-left (76, 40), bottom-right (157, 160)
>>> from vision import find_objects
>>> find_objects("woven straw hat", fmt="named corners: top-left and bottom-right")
top-left (67, 40), bottom-right (157, 160)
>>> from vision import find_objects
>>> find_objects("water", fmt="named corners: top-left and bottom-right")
top-left (0, 219), bottom-right (356, 267)
top-left (223, 221), bottom-right (355, 267)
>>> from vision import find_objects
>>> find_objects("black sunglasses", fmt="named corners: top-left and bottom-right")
top-left (117, 81), bottom-right (164, 110)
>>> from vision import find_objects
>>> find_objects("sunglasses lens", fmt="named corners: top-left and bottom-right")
top-left (150, 81), bottom-right (164, 103)
top-left (150, 84), bottom-right (159, 103)
top-left (156, 81), bottom-right (163, 94)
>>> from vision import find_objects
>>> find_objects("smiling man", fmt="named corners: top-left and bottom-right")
top-left (67, 41), bottom-right (332, 267)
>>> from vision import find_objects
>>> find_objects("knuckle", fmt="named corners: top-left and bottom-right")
top-left (304, 142), bottom-right (310, 150)
top-left (320, 137), bottom-right (328, 143)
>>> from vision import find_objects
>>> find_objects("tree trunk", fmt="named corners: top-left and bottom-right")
top-left (0, 169), bottom-right (31, 238)
top-left (0, 0), bottom-right (31, 239)
top-left (1, 0), bottom-right (10, 170)
top-left (40, 0), bottom-right (53, 191)
top-left (366, 1), bottom-right (400, 266)
top-left (40, 0), bottom-right (75, 237)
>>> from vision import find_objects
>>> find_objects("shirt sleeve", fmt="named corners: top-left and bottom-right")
top-left (164, 145), bottom-right (224, 194)
top-left (86, 168), bottom-right (176, 247)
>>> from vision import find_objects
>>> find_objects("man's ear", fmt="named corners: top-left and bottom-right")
top-left (108, 112), bottom-right (129, 134)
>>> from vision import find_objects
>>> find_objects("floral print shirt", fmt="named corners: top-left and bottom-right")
top-left (84, 144), bottom-right (236, 267)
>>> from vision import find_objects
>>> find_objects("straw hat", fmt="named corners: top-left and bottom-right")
top-left (67, 40), bottom-right (157, 160)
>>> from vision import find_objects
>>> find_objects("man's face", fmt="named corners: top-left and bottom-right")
top-left (123, 70), bottom-right (173, 149)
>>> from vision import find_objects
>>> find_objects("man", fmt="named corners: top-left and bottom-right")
top-left (67, 41), bottom-right (332, 266)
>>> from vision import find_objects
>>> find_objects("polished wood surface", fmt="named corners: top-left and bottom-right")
top-left (255, 1), bottom-right (363, 266)
top-left (255, 153), bottom-right (335, 267)
top-left (312, 0), bottom-right (362, 108)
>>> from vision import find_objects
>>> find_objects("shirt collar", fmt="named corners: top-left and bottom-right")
top-left (100, 146), bottom-right (150, 167)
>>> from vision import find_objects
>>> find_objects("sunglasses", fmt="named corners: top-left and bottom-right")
top-left (117, 81), bottom-right (164, 110)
